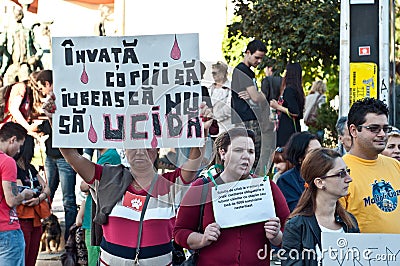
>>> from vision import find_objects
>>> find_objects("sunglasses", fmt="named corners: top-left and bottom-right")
top-left (275, 147), bottom-right (284, 153)
top-left (357, 125), bottom-right (392, 134)
top-left (212, 71), bottom-right (218, 75)
top-left (319, 168), bottom-right (350, 179)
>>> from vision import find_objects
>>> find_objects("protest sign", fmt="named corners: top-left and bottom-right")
top-left (211, 177), bottom-right (275, 228)
top-left (321, 233), bottom-right (399, 265)
top-left (51, 33), bottom-right (203, 148)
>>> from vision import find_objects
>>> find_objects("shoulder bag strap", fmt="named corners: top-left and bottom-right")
top-left (305, 94), bottom-right (322, 121)
top-left (309, 94), bottom-right (322, 117)
top-left (313, 94), bottom-right (322, 108)
top-left (198, 177), bottom-right (209, 232)
top-left (134, 173), bottom-right (158, 264)
top-left (190, 177), bottom-right (209, 258)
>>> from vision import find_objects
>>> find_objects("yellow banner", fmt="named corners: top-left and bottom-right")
top-left (349, 62), bottom-right (377, 106)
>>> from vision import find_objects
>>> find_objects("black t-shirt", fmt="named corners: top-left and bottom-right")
top-left (17, 164), bottom-right (39, 187)
top-left (231, 62), bottom-right (257, 123)
top-left (261, 75), bottom-right (282, 102)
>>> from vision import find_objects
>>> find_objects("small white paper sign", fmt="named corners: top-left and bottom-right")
top-left (212, 177), bottom-right (275, 228)
top-left (322, 233), bottom-right (400, 265)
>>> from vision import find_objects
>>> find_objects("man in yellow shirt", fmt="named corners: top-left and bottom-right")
top-left (341, 98), bottom-right (400, 233)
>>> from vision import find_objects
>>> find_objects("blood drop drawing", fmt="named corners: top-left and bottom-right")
top-left (170, 34), bottom-right (181, 60)
top-left (151, 134), bottom-right (158, 149)
top-left (88, 115), bottom-right (98, 143)
top-left (80, 64), bottom-right (89, 84)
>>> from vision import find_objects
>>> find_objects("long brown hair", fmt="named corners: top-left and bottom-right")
top-left (289, 148), bottom-right (356, 229)
top-left (272, 146), bottom-right (293, 172)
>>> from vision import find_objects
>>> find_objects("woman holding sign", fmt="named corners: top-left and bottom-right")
top-left (281, 148), bottom-right (359, 265)
top-left (174, 127), bottom-right (290, 265)
top-left (43, 96), bottom-right (214, 265)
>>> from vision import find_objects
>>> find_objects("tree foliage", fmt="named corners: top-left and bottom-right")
top-left (226, 0), bottom-right (341, 88)
top-left (308, 103), bottom-right (339, 147)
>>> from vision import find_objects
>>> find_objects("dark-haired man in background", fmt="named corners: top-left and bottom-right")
top-left (231, 40), bottom-right (269, 174)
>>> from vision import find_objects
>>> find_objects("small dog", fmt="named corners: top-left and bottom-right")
top-left (40, 214), bottom-right (62, 253)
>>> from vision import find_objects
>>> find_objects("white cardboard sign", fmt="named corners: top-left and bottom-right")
top-left (51, 33), bottom-right (203, 149)
top-left (321, 233), bottom-right (400, 265)
top-left (212, 177), bottom-right (276, 228)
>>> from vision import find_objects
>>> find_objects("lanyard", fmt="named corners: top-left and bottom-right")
top-left (206, 164), bottom-right (224, 188)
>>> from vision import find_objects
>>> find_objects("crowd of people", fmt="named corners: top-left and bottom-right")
top-left (1, 38), bottom-right (400, 266)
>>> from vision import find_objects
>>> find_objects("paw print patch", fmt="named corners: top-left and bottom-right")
top-left (131, 198), bottom-right (143, 210)
top-left (122, 191), bottom-right (146, 212)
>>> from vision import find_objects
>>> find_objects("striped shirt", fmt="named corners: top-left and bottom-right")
top-left (93, 165), bottom-right (189, 265)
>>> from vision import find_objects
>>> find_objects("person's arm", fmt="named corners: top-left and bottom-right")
top-left (76, 199), bottom-right (86, 227)
top-left (8, 83), bottom-right (36, 133)
top-left (38, 174), bottom-right (50, 202)
top-left (267, 181), bottom-right (290, 246)
top-left (264, 217), bottom-right (283, 246)
top-left (23, 173), bottom-right (51, 207)
top-left (180, 102), bottom-right (213, 183)
top-left (218, 89), bottom-right (232, 121)
top-left (270, 88), bottom-right (300, 118)
top-left (42, 94), bottom-right (105, 183)
top-left (246, 84), bottom-right (267, 104)
top-left (186, 222), bottom-right (221, 249)
top-left (2, 180), bottom-right (35, 208)
top-left (237, 85), bottom-right (267, 104)
top-left (59, 148), bottom-right (97, 184)
top-left (174, 183), bottom-right (220, 250)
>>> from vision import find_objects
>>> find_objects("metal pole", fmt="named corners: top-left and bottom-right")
top-left (379, 0), bottom-right (390, 106)
top-left (339, 0), bottom-right (351, 117)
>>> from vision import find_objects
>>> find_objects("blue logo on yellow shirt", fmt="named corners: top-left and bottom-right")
top-left (364, 180), bottom-right (398, 212)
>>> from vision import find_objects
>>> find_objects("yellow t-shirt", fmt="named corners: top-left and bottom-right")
top-left (341, 154), bottom-right (400, 233)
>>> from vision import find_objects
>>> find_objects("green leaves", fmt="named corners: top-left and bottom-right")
top-left (226, 0), bottom-right (341, 87)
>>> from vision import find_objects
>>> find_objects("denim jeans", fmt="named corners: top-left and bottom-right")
top-left (0, 229), bottom-right (25, 266)
top-left (45, 156), bottom-right (77, 241)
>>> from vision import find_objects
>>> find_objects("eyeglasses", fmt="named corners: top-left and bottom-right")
top-left (357, 125), bottom-right (392, 134)
top-left (319, 168), bottom-right (350, 179)
top-left (275, 147), bottom-right (284, 153)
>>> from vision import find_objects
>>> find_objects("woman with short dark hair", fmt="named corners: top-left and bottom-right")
top-left (276, 131), bottom-right (321, 211)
